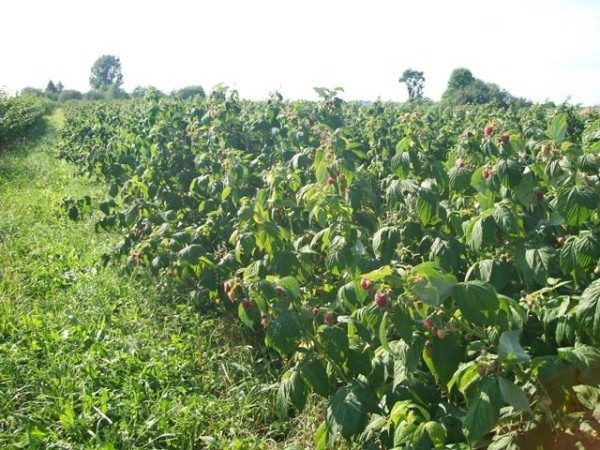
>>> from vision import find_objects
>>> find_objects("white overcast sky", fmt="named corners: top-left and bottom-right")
top-left (1, 0), bottom-right (599, 104)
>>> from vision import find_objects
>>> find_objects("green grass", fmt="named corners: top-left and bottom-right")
top-left (0, 111), bottom-right (322, 449)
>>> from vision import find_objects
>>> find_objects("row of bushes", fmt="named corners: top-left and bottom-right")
top-left (20, 85), bottom-right (206, 102)
top-left (0, 93), bottom-right (51, 149)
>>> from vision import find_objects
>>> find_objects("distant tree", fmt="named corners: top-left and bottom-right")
top-left (103, 84), bottom-right (129, 99)
top-left (83, 90), bottom-right (104, 101)
top-left (56, 81), bottom-right (64, 93)
top-left (58, 90), bottom-right (83, 101)
top-left (442, 67), bottom-right (516, 107)
top-left (399, 69), bottom-right (425, 102)
top-left (446, 68), bottom-right (475, 91)
top-left (132, 86), bottom-right (164, 99)
top-left (89, 55), bottom-right (124, 90)
top-left (174, 85), bottom-right (206, 99)
top-left (46, 80), bottom-right (58, 94)
top-left (20, 87), bottom-right (46, 98)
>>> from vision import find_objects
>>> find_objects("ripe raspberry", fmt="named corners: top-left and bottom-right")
top-left (360, 278), bottom-right (373, 290)
top-left (374, 291), bottom-right (389, 308)
top-left (242, 299), bottom-right (252, 311)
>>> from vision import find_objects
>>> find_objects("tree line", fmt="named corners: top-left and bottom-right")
top-left (399, 67), bottom-right (531, 107)
top-left (19, 54), bottom-right (530, 106)
top-left (19, 55), bottom-right (206, 102)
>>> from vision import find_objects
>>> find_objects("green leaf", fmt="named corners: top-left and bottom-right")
top-left (298, 358), bottom-right (329, 397)
top-left (391, 150), bottom-right (411, 178)
top-left (265, 310), bottom-right (303, 356)
top-left (547, 113), bottom-right (568, 144)
top-left (465, 214), bottom-right (495, 251)
top-left (463, 377), bottom-right (503, 444)
top-left (392, 303), bottom-right (413, 343)
top-left (338, 281), bottom-right (367, 312)
top-left (498, 330), bottom-right (530, 363)
top-left (470, 259), bottom-right (511, 291)
top-left (314, 421), bottom-right (328, 450)
top-left (453, 281), bottom-right (500, 326)
top-left (276, 276), bottom-right (301, 299)
top-left (494, 159), bottom-right (522, 188)
top-left (576, 279), bottom-right (600, 344)
top-left (448, 165), bottom-right (473, 192)
top-left (318, 325), bottom-right (349, 365)
top-left (178, 244), bottom-right (203, 264)
top-left (424, 421), bottom-right (447, 447)
top-left (422, 333), bottom-right (464, 386)
top-left (415, 189), bottom-right (439, 226)
top-left (514, 244), bottom-right (555, 286)
top-left (572, 384), bottom-right (600, 410)
top-left (372, 226), bottom-right (400, 262)
top-left (408, 262), bottom-right (457, 307)
top-left (498, 377), bottom-right (531, 413)
top-left (237, 302), bottom-right (255, 329)
top-left (360, 265), bottom-right (393, 281)
top-left (277, 369), bottom-right (307, 417)
top-left (555, 185), bottom-right (597, 226)
top-left (327, 381), bottom-right (379, 439)
top-left (447, 361), bottom-right (480, 394)
top-left (492, 202), bottom-right (520, 235)
top-left (558, 345), bottom-right (600, 385)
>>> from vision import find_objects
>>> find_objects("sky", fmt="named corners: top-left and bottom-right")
top-left (1, 0), bottom-right (599, 104)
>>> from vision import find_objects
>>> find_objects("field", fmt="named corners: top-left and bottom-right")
top-left (1, 90), bottom-right (600, 449)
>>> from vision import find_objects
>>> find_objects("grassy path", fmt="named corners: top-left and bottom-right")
top-left (0, 111), bottom-right (313, 449)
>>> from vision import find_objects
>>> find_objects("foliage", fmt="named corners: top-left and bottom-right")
top-left (442, 67), bottom-right (516, 107)
top-left (58, 89), bottom-right (83, 101)
top-left (89, 54), bottom-right (124, 90)
top-left (0, 113), bottom-right (315, 449)
top-left (57, 91), bottom-right (600, 448)
top-left (399, 69), bottom-right (425, 102)
top-left (19, 87), bottom-right (46, 98)
top-left (82, 90), bottom-right (105, 101)
top-left (0, 94), bottom-right (50, 149)
top-left (131, 85), bottom-right (165, 99)
top-left (174, 85), bottom-right (206, 99)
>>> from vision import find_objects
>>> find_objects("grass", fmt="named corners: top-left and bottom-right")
top-left (0, 111), bottom-right (324, 449)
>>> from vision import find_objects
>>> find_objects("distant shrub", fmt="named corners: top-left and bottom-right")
top-left (83, 90), bottom-right (104, 101)
top-left (0, 95), bottom-right (50, 148)
top-left (132, 86), bottom-right (165, 99)
top-left (20, 87), bottom-right (47, 98)
top-left (59, 90), bottom-right (83, 101)
top-left (174, 85), bottom-right (206, 99)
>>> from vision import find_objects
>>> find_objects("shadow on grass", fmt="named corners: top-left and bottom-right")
top-left (0, 114), bottom-right (54, 185)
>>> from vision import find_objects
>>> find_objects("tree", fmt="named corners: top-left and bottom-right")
top-left (399, 69), bottom-right (425, 102)
top-left (58, 90), bottom-right (83, 101)
top-left (132, 86), bottom-right (164, 99)
top-left (46, 80), bottom-right (58, 94)
top-left (446, 68), bottom-right (475, 91)
top-left (174, 85), bottom-right (206, 99)
top-left (56, 81), bottom-right (64, 93)
top-left (442, 67), bottom-right (516, 107)
top-left (20, 87), bottom-right (46, 98)
top-left (89, 55), bottom-right (123, 90)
